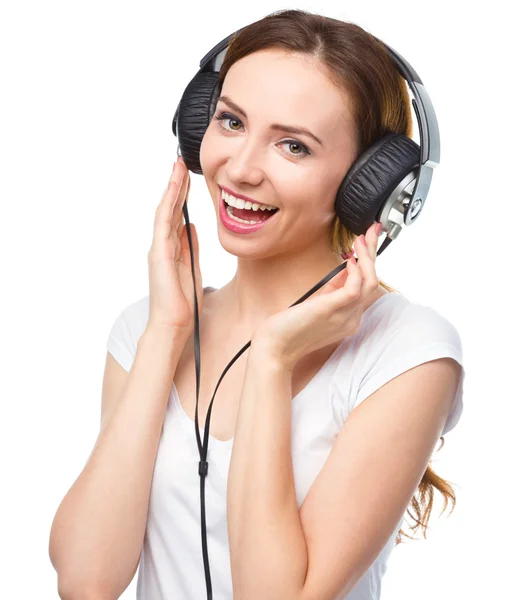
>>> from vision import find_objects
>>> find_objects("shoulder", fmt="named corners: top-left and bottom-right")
top-left (106, 295), bottom-right (150, 367)
top-left (328, 291), bottom-right (465, 434)
top-left (359, 290), bottom-right (462, 349)
top-left (110, 286), bottom-right (217, 344)
top-left (117, 294), bottom-right (150, 334)
top-left (336, 289), bottom-right (463, 379)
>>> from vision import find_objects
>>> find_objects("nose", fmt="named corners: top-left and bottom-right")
top-left (224, 137), bottom-right (264, 188)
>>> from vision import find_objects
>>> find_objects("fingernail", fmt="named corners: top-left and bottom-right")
top-left (360, 234), bottom-right (368, 247)
top-left (376, 222), bottom-right (383, 236)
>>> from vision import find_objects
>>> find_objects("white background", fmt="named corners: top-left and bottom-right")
top-left (1, 0), bottom-right (506, 598)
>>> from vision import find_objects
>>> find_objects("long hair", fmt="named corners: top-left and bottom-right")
top-left (217, 8), bottom-right (456, 545)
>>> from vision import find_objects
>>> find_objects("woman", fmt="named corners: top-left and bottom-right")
top-left (49, 9), bottom-right (464, 600)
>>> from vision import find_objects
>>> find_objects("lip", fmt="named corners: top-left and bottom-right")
top-left (218, 184), bottom-right (277, 209)
top-left (218, 186), bottom-right (280, 234)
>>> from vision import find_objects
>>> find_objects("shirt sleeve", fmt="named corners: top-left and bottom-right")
top-left (106, 310), bottom-right (136, 372)
top-left (105, 289), bottom-right (214, 374)
top-left (106, 297), bottom-right (150, 372)
top-left (351, 303), bottom-right (465, 436)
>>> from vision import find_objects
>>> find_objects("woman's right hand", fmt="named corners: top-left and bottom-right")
top-left (146, 156), bottom-right (204, 342)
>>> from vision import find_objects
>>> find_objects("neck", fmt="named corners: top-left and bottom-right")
top-left (221, 244), bottom-right (347, 335)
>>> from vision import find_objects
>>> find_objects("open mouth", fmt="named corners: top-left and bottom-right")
top-left (223, 197), bottom-right (279, 224)
top-left (218, 187), bottom-right (280, 233)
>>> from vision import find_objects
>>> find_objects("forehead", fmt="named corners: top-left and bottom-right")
top-left (221, 49), bottom-right (355, 148)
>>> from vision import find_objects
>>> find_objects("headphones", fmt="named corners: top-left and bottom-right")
top-left (171, 24), bottom-right (440, 599)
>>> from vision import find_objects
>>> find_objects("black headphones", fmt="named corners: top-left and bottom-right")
top-left (171, 25), bottom-right (440, 599)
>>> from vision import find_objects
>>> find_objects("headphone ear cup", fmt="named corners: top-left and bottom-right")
top-left (175, 71), bottom-right (220, 174)
top-left (335, 133), bottom-right (420, 235)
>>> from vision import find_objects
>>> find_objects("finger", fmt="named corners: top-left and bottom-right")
top-left (319, 261), bottom-right (349, 295)
top-left (179, 222), bottom-right (189, 264)
top-left (175, 177), bottom-right (189, 242)
top-left (152, 167), bottom-right (186, 259)
top-left (154, 178), bottom-right (176, 238)
top-left (365, 221), bottom-right (380, 262)
top-left (153, 161), bottom-right (180, 233)
top-left (339, 256), bottom-right (363, 303)
top-left (169, 162), bottom-right (187, 231)
top-left (352, 234), bottom-right (370, 289)
top-left (170, 164), bottom-right (189, 233)
top-left (181, 222), bottom-right (200, 270)
top-left (353, 227), bottom-right (379, 296)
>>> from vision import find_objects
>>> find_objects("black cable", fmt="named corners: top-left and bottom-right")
top-left (181, 197), bottom-right (393, 598)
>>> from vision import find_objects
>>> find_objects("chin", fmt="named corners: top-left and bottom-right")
top-left (216, 233), bottom-right (277, 261)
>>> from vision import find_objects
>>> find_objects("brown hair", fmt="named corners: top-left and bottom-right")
top-left (217, 8), bottom-right (456, 545)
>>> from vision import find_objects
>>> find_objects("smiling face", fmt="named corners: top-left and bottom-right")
top-left (199, 48), bottom-right (360, 260)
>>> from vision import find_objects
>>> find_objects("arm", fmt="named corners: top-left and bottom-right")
top-left (49, 327), bottom-right (187, 600)
top-left (227, 338), bottom-right (308, 600)
top-left (227, 337), bottom-right (461, 600)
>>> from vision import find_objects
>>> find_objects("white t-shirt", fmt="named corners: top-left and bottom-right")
top-left (106, 289), bottom-right (465, 600)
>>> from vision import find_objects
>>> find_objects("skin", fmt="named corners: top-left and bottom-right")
top-left (199, 48), bottom-right (382, 337)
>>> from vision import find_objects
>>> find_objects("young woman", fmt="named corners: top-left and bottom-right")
top-left (49, 9), bottom-right (464, 600)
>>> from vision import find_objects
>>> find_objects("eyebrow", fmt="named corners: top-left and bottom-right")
top-left (217, 95), bottom-right (324, 147)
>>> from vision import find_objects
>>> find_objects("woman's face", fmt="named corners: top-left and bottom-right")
top-left (199, 48), bottom-right (359, 259)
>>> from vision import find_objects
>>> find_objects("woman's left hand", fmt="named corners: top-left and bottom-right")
top-left (252, 221), bottom-right (382, 371)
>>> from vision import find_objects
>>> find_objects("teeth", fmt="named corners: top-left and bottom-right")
top-left (221, 189), bottom-right (278, 212)
top-left (226, 205), bottom-right (260, 224)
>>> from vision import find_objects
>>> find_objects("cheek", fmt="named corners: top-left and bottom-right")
top-left (199, 127), bottom-right (230, 180)
top-left (300, 186), bottom-right (338, 227)
top-left (283, 176), bottom-right (336, 215)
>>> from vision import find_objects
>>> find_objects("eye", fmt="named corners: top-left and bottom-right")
top-left (281, 140), bottom-right (311, 158)
top-left (213, 111), bottom-right (311, 159)
top-left (213, 112), bottom-right (244, 132)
